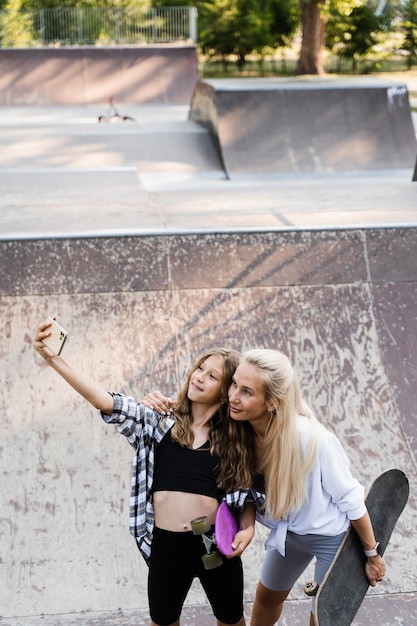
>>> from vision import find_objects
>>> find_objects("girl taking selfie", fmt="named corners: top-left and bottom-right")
top-left (33, 318), bottom-right (255, 626)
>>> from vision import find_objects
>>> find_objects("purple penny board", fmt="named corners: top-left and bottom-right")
top-left (215, 500), bottom-right (239, 555)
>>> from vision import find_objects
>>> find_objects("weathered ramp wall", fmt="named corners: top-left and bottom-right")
top-left (0, 46), bottom-right (198, 105)
top-left (1, 228), bottom-right (417, 623)
top-left (190, 78), bottom-right (417, 177)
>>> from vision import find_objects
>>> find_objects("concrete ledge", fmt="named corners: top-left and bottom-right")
top-left (0, 46), bottom-right (199, 105)
top-left (190, 78), bottom-right (417, 176)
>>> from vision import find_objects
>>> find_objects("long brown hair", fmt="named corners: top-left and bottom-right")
top-left (171, 348), bottom-right (254, 491)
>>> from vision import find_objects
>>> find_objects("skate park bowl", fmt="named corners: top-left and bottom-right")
top-left (189, 78), bottom-right (417, 178)
top-left (1, 45), bottom-right (417, 626)
top-left (2, 229), bottom-right (417, 625)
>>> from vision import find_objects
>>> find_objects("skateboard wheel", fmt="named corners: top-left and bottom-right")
top-left (191, 516), bottom-right (211, 535)
top-left (304, 580), bottom-right (319, 596)
top-left (201, 550), bottom-right (223, 570)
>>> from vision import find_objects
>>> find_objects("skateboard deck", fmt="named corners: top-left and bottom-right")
top-left (190, 501), bottom-right (239, 569)
top-left (215, 500), bottom-right (239, 555)
top-left (314, 468), bottom-right (409, 626)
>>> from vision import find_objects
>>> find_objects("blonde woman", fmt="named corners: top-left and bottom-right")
top-left (33, 318), bottom-right (255, 626)
top-left (227, 348), bottom-right (386, 626)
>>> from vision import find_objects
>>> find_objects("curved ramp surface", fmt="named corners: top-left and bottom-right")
top-left (0, 45), bottom-right (198, 105)
top-left (1, 227), bottom-right (416, 625)
top-left (190, 78), bottom-right (417, 177)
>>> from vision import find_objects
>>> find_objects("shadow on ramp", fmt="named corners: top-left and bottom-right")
top-left (0, 46), bottom-right (199, 105)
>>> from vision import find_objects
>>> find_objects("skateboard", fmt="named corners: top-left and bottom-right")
top-left (191, 500), bottom-right (239, 570)
top-left (304, 468), bottom-right (409, 626)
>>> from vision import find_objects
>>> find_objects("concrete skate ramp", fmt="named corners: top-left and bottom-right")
top-left (0, 45), bottom-right (198, 105)
top-left (190, 78), bottom-right (417, 177)
top-left (1, 228), bottom-right (417, 624)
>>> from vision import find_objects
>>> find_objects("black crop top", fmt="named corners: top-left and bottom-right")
top-left (253, 470), bottom-right (266, 495)
top-left (152, 429), bottom-right (223, 500)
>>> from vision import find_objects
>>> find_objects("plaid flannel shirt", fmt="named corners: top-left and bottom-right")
top-left (101, 392), bottom-right (250, 564)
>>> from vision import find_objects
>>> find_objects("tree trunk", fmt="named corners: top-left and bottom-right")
top-left (295, 0), bottom-right (327, 75)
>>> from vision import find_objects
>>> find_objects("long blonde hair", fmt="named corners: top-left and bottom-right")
top-left (172, 348), bottom-right (254, 492)
top-left (243, 349), bottom-right (320, 519)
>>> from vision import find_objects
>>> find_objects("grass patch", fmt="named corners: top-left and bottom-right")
top-left (199, 52), bottom-right (417, 80)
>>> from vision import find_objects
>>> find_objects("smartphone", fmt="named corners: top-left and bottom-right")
top-left (41, 317), bottom-right (68, 356)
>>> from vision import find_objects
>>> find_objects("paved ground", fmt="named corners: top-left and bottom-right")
top-left (0, 99), bottom-right (416, 241)
top-left (1, 76), bottom-right (417, 626)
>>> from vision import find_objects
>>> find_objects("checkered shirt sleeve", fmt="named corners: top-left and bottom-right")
top-left (101, 392), bottom-right (174, 564)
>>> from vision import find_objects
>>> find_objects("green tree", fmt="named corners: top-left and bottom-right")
top-left (326, 1), bottom-right (389, 71)
top-left (8, 0), bottom-right (149, 44)
top-left (340, 5), bottom-right (384, 70)
top-left (266, 0), bottom-right (300, 71)
top-left (2, 0), bottom-right (32, 46)
top-left (198, 0), bottom-right (270, 69)
top-left (296, 0), bottom-right (327, 75)
top-left (399, 0), bottom-right (417, 68)
top-left (264, 0), bottom-right (300, 47)
top-left (295, 0), bottom-right (377, 75)
top-left (198, 0), bottom-right (299, 69)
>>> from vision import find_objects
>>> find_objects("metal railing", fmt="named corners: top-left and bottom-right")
top-left (0, 6), bottom-right (198, 47)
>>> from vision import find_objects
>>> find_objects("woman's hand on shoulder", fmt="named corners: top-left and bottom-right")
top-left (141, 390), bottom-right (175, 415)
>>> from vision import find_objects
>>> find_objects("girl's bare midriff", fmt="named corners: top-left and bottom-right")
top-left (153, 491), bottom-right (219, 532)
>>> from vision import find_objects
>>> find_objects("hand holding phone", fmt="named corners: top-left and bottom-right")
top-left (41, 317), bottom-right (68, 355)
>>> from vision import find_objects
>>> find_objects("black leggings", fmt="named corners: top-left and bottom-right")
top-left (148, 526), bottom-right (244, 625)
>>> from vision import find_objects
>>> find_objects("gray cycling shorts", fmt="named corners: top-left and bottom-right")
top-left (260, 531), bottom-right (346, 596)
